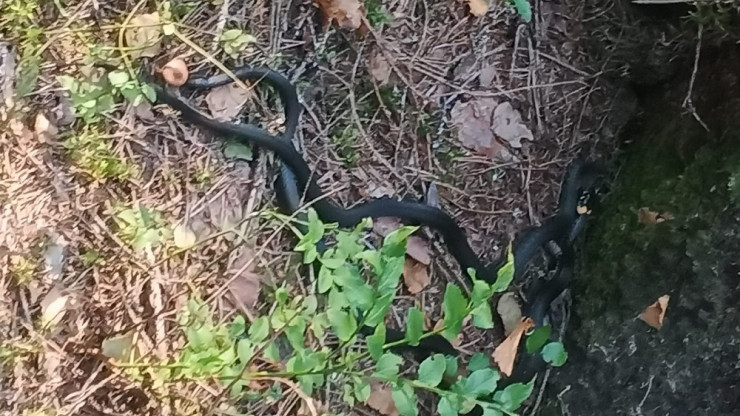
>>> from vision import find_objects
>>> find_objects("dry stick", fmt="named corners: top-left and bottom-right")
top-left (682, 24), bottom-right (709, 133)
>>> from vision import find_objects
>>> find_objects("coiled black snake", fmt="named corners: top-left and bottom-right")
top-left (144, 64), bottom-right (602, 387)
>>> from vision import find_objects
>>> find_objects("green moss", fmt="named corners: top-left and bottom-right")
top-left (576, 109), bottom-right (740, 323)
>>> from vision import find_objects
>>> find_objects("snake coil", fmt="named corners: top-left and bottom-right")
top-left (146, 65), bottom-right (601, 385)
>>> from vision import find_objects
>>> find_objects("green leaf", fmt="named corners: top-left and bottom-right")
top-left (224, 140), bottom-right (253, 161)
top-left (417, 354), bottom-right (446, 387)
top-left (381, 226), bottom-right (418, 257)
top-left (471, 303), bottom-right (494, 329)
top-left (328, 287), bottom-right (348, 310)
top-left (284, 316), bottom-right (306, 349)
top-left (306, 209), bottom-right (325, 243)
top-left (248, 316), bottom-right (269, 342)
top-left (377, 255), bottom-right (404, 295)
top-left (511, 0), bottom-right (532, 22)
top-left (482, 406), bottom-right (504, 416)
top-left (495, 379), bottom-right (535, 411)
top-left (275, 288), bottom-right (289, 304)
top-left (353, 376), bottom-right (371, 402)
top-left (525, 325), bottom-right (552, 354)
top-left (366, 324), bottom-right (386, 360)
top-left (391, 382), bottom-right (419, 416)
top-left (373, 352), bottom-right (402, 381)
top-left (237, 339), bottom-right (255, 364)
top-left (302, 295), bottom-right (318, 315)
top-left (444, 355), bottom-right (459, 378)
top-left (468, 352), bottom-right (490, 372)
top-left (491, 247), bottom-right (515, 293)
top-left (405, 307), bottom-right (424, 346)
top-left (327, 308), bottom-right (357, 342)
top-left (464, 368), bottom-right (499, 397)
top-left (312, 312), bottom-right (329, 339)
top-left (221, 28), bottom-right (244, 41)
top-left (356, 249), bottom-right (382, 274)
top-left (263, 341), bottom-right (280, 362)
top-left (363, 292), bottom-right (394, 327)
top-left (441, 284), bottom-right (468, 340)
top-left (437, 396), bottom-right (460, 416)
top-left (317, 265), bottom-right (334, 294)
top-left (343, 383), bottom-right (356, 406)
top-left (335, 268), bottom-right (375, 310)
top-left (470, 279), bottom-right (494, 308)
top-left (141, 83), bottom-right (157, 102)
top-left (230, 315), bottom-right (246, 338)
top-left (541, 342), bottom-right (568, 366)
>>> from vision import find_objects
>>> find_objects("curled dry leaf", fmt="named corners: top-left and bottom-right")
top-left (225, 247), bottom-right (262, 316)
top-left (161, 58), bottom-right (189, 87)
top-left (40, 283), bottom-right (70, 329)
top-left (450, 97), bottom-right (513, 162)
top-left (125, 13), bottom-right (163, 59)
top-left (34, 113), bottom-right (58, 143)
top-left (368, 50), bottom-right (392, 85)
top-left (492, 317), bottom-right (534, 376)
top-left (638, 295), bottom-right (670, 330)
top-left (637, 207), bottom-right (674, 225)
top-left (205, 83), bottom-right (253, 120)
top-left (101, 331), bottom-right (135, 361)
top-left (314, 0), bottom-right (367, 31)
top-left (403, 258), bottom-right (430, 294)
top-left (366, 381), bottom-right (400, 416)
top-left (468, 0), bottom-right (489, 16)
top-left (496, 292), bottom-right (523, 335)
top-left (372, 217), bottom-right (431, 265)
top-left (491, 101), bottom-right (534, 148)
top-left (173, 223), bottom-right (197, 249)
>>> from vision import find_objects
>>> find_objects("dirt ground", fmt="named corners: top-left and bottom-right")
top-left (0, 0), bottom-right (621, 415)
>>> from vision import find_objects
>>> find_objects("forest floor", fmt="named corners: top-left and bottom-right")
top-left (0, 0), bottom-right (621, 415)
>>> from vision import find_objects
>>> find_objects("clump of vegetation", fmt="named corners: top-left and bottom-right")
top-left (103, 210), bottom-right (566, 415)
top-left (63, 126), bottom-right (137, 181)
top-left (111, 202), bottom-right (172, 252)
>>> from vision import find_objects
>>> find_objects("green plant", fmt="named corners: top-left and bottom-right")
top-left (57, 70), bottom-right (154, 124)
top-left (9, 255), bottom-right (37, 285)
top-left (366, 0), bottom-right (393, 27)
top-left (509, 0), bottom-right (532, 22)
top-left (112, 203), bottom-right (171, 252)
top-left (63, 126), bottom-right (136, 180)
top-left (163, 210), bottom-right (539, 415)
top-left (219, 29), bottom-right (256, 59)
top-left (1, 0), bottom-right (44, 97)
top-left (330, 124), bottom-right (360, 164)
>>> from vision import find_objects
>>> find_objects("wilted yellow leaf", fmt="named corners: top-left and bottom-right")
top-left (638, 295), bottom-right (670, 329)
top-left (468, 0), bottom-right (489, 16)
top-left (492, 317), bottom-right (534, 376)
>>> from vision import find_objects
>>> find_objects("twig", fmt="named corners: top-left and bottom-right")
top-left (682, 24), bottom-right (710, 132)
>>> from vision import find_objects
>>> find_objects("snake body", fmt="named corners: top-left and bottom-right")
top-left (147, 65), bottom-right (601, 383)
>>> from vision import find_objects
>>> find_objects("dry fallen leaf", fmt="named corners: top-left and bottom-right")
top-left (101, 331), bottom-right (135, 361)
top-left (161, 58), bottom-right (189, 87)
top-left (205, 83), bottom-right (253, 120)
top-left (638, 295), bottom-right (670, 329)
top-left (34, 113), bottom-right (58, 143)
top-left (450, 97), bottom-right (513, 162)
top-left (372, 217), bottom-right (431, 265)
top-left (492, 317), bottom-right (534, 376)
top-left (637, 207), bottom-right (674, 224)
top-left (173, 223), bottom-right (197, 249)
top-left (496, 292), bottom-right (523, 336)
top-left (124, 13), bottom-right (163, 59)
top-left (468, 0), bottom-right (489, 16)
top-left (368, 50), bottom-right (392, 85)
top-left (40, 283), bottom-right (70, 329)
top-left (366, 382), bottom-right (399, 416)
top-left (314, 0), bottom-right (367, 31)
top-left (403, 258), bottom-right (430, 294)
top-left (491, 101), bottom-right (534, 148)
top-left (225, 247), bottom-right (262, 316)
